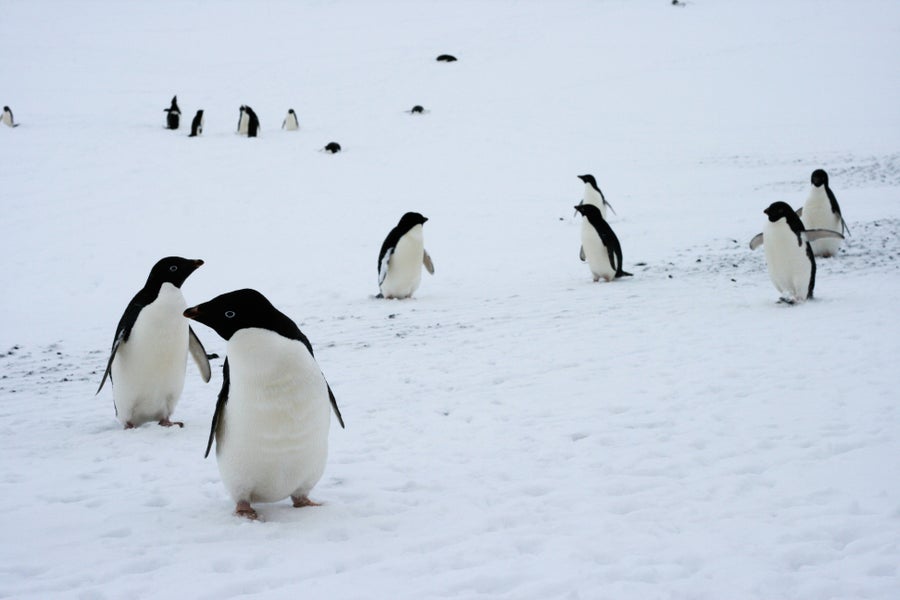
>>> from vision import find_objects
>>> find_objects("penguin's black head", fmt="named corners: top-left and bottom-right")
top-left (288, 109), bottom-right (295, 115)
top-left (573, 203), bottom-right (603, 220)
top-left (184, 288), bottom-right (296, 342)
top-left (398, 212), bottom-right (428, 228)
top-left (763, 201), bottom-right (800, 224)
top-left (3, 106), bottom-right (9, 112)
top-left (145, 256), bottom-right (203, 290)
top-left (810, 169), bottom-right (829, 187)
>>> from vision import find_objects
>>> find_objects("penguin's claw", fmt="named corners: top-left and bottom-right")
top-left (158, 418), bottom-right (184, 428)
top-left (235, 501), bottom-right (259, 520)
top-left (291, 495), bottom-right (321, 508)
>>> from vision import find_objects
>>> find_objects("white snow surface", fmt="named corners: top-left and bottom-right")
top-left (2, 1), bottom-right (900, 598)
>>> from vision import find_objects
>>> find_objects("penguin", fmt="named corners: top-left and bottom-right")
top-left (576, 174), bottom-right (616, 220)
top-left (749, 201), bottom-right (844, 304)
top-left (797, 169), bottom-right (850, 257)
top-left (97, 257), bottom-right (212, 429)
top-left (377, 212), bottom-right (435, 299)
top-left (436, 54), bottom-right (457, 62)
top-left (409, 105), bottom-right (425, 114)
top-left (282, 109), bottom-right (299, 130)
top-left (2, 106), bottom-right (19, 128)
top-left (245, 105), bottom-right (260, 137)
top-left (164, 96), bottom-right (181, 130)
top-left (237, 105), bottom-right (249, 135)
top-left (324, 141), bottom-right (342, 154)
top-left (574, 203), bottom-right (632, 282)
top-left (189, 109), bottom-right (204, 137)
top-left (183, 289), bottom-right (345, 520)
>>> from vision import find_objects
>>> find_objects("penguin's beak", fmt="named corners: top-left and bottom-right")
top-left (193, 259), bottom-right (204, 268)
top-left (184, 306), bottom-right (201, 320)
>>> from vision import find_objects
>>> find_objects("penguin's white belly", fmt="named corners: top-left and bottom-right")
top-left (763, 222), bottom-right (812, 302)
top-left (217, 330), bottom-right (331, 504)
top-left (381, 228), bottom-right (425, 299)
top-left (112, 285), bottom-right (189, 425)
top-left (801, 191), bottom-right (842, 257)
top-left (238, 113), bottom-right (249, 135)
top-left (284, 116), bottom-right (299, 131)
top-left (581, 220), bottom-right (615, 281)
top-left (583, 187), bottom-right (607, 220)
top-left (1, 112), bottom-right (12, 127)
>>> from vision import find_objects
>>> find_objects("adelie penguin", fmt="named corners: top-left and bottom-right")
top-left (749, 201), bottom-right (844, 304)
top-left (2, 106), bottom-right (19, 128)
top-left (576, 174), bottom-right (616, 220)
top-left (237, 105), bottom-right (249, 135)
top-left (377, 212), bottom-right (435, 299)
top-left (436, 54), bottom-right (457, 62)
top-left (797, 169), bottom-right (850, 258)
top-left (282, 109), bottom-right (299, 131)
top-left (164, 96), bottom-right (181, 130)
top-left (574, 203), bottom-right (632, 282)
top-left (184, 289), bottom-right (345, 520)
top-left (324, 141), bottom-right (341, 154)
top-left (189, 109), bottom-right (204, 137)
top-left (241, 105), bottom-right (260, 137)
top-left (96, 257), bottom-right (212, 429)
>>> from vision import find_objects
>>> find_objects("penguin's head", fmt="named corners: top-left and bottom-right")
top-left (146, 257), bottom-right (203, 289)
top-left (763, 201), bottom-right (798, 223)
top-left (288, 109), bottom-right (295, 115)
top-left (810, 169), bottom-right (829, 188)
top-left (574, 203), bottom-right (602, 220)
top-left (3, 106), bottom-right (10, 113)
top-left (184, 289), bottom-right (293, 341)
top-left (577, 174), bottom-right (597, 186)
top-left (398, 212), bottom-right (428, 228)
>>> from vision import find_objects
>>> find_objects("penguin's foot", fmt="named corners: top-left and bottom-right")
top-left (158, 418), bottom-right (184, 428)
top-left (291, 495), bottom-right (321, 508)
top-left (124, 421), bottom-right (136, 430)
top-left (777, 297), bottom-right (797, 305)
top-left (235, 501), bottom-right (258, 520)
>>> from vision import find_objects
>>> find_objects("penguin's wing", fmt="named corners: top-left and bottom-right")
top-left (96, 300), bottom-right (144, 393)
top-left (803, 229), bottom-right (844, 242)
top-left (423, 250), bottom-right (435, 274)
top-left (188, 326), bottom-right (212, 383)
top-left (326, 380), bottom-right (345, 428)
top-left (205, 358), bottom-right (229, 458)
top-left (749, 233), bottom-right (764, 250)
top-left (604, 198), bottom-right (617, 216)
top-left (378, 247), bottom-right (394, 286)
top-left (579, 246), bottom-right (586, 261)
top-left (840, 217), bottom-right (851, 237)
top-left (282, 118), bottom-right (286, 129)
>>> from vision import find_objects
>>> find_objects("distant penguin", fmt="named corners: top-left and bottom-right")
top-left (576, 174), bottom-right (616, 220)
top-left (436, 54), bottom-right (457, 62)
top-left (749, 201), bottom-right (843, 304)
top-left (164, 96), bottom-right (181, 130)
top-left (574, 204), bottom-right (632, 282)
top-left (2, 106), bottom-right (18, 128)
top-left (189, 110), bottom-right (204, 137)
top-left (282, 109), bottom-right (299, 130)
top-left (377, 212), bottom-right (435, 299)
top-left (97, 257), bottom-right (212, 429)
top-left (324, 141), bottom-right (341, 153)
top-left (184, 289), bottom-right (345, 520)
top-left (244, 106), bottom-right (260, 137)
top-left (409, 105), bottom-right (425, 114)
top-left (237, 105), bottom-right (249, 135)
top-left (797, 169), bottom-right (849, 257)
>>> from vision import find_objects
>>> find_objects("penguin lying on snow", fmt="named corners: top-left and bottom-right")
top-left (377, 212), bottom-right (435, 299)
top-left (749, 201), bottom-right (844, 304)
top-left (2, 106), bottom-right (19, 128)
top-left (164, 96), bottom-right (181, 130)
top-left (97, 257), bottom-right (212, 429)
top-left (574, 203), bottom-right (631, 282)
top-left (576, 174), bottom-right (616, 219)
top-left (184, 289), bottom-right (345, 520)
top-left (797, 169), bottom-right (850, 258)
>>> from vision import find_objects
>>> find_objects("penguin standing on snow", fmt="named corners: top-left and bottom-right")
top-left (749, 201), bottom-right (844, 304)
top-left (797, 169), bottom-right (850, 257)
top-left (2, 106), bottom-right (19, 128)
top-left (189, 110), bottom-right (204, 137)
top-left (184, 289), bottom-right (345, 520)
top-left (576, 174), bottom-right (616, 219)
top-left (244, 105), bottom-right (260, 137)
top-left (282, 109), bottom-right (299, 130)
top-left (237, 105), bottom-right (249, 135)
top-left (574, 203), bottom-right (631, 282)
top-left (377, 212), bottom-right (435, 299)
top-left (164, 96), bottom-right (181, 130)
top-left (97, 257), bottom-right (212, 429)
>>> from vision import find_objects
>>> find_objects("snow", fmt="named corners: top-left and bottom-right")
top-left (2, 1), bottom-right (899, 598)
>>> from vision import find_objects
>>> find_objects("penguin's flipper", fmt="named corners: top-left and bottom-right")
top-left (804, 228), bottom-right (844, 242)
top-left (423, 250), bottom-right (435, 275)
top-left (205, 358), bottom-right (229, 458)
top-left (840, 217), bottom-right (852, 237)
top-left (604, 199), bottom-right (617, 216)
top-left (96, 329), bottom-right (124, 394)
top-left (579, 246), bottom-right (586, 262)
top-left (378, 248), bottom-right (393, 286)
top-left (326, 381), bottom-right (345, 429)
top-left (96, 300), bottom-right (144, 393)
top-left (188, 326), bottom-right (212, 383)
top-left (282, 119), bottom-right (286, 129)
top-left (749, 233), bottom-right (764, 250)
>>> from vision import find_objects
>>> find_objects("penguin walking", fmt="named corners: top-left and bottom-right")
top-left (245, 105), bottom-right (260, 137)
top-left (749, 201), bottom-right (844, 304)
top-left (576, 174), bottom-right (616, 219)
top-left (184, 289), bottom-right (345, 520)
top-left (97, 257), bottom-right (212, 429)
top-left (2, 106), bottom-right (19, 128)
top-left (164, 96), bottom-right (181, 130)
top-left (574, 203), bottom-right (631, 282)
top-left (237, 105), bottom-right (249, 135)
top-left (282, 109), bottom-right (299, 130)
top-left (377, 212), bottom-right (435, 299)
top-left (797, 169), bottom-right (850, 257)
top-left (188, 109), bottom-right (204, 137)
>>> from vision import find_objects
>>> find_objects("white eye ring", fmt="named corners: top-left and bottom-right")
top-left (169, 265), bottom-right (178, 272)
top-left (225, 310), bottom-right (236, 318)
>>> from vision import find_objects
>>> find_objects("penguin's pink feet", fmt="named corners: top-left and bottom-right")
top-left (291, 495), bottom-right (321, 508)
top-left (158, 418), bottom-right (184, 428)
top-left (235, 500), bottom-right (258, 520)
top-left (124, 421), bottom-right (136, 430)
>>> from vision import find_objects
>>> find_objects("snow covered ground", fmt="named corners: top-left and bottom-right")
top-left (2, 1), bottom-right (899, 598)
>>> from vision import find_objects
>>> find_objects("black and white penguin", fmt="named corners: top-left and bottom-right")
top-left (97, 257), bottom-right (212, 428)
top-left (282, 109), bottom-right (299, 130)
top-left (576, 174), bottom-right (616, 220)
top-left (797, 169), bottom-right (850, 257)
top-left (749, 201), bottom-right (844, 304)
top-left (377, 212), bottom-right (435, 299)
top-left (164, 96), bottom-right (181, 130)
top-left (574, 203), bottom-right (632, 282)
top-left (409, 105), bottom-right (425, 114)
top-left (324, 141), bottom-right (341, 154)
top-left (436, 54), bottom-right (457, 62)
top-left (189, 109), bottom-right (204, 137)
top-left (184, 289), bottom-right (345, 520)
top-left (244, 106), bottom-right (260, 137)
top-left (237, 105), bottom-right (249, 135)
top-left (2, 106), bottom-right (19, 128)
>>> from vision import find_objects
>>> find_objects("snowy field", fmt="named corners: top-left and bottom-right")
top-left (2, 1), bottom-right (900, 598)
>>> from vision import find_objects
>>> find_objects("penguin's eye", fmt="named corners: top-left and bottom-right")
top-left (169, 265), bottom-right (178, 272)
top-left (225, 310), bottom-right (236, 319)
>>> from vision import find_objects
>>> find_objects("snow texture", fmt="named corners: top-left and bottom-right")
top-left (1, 1), bottom-right (899, 598)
